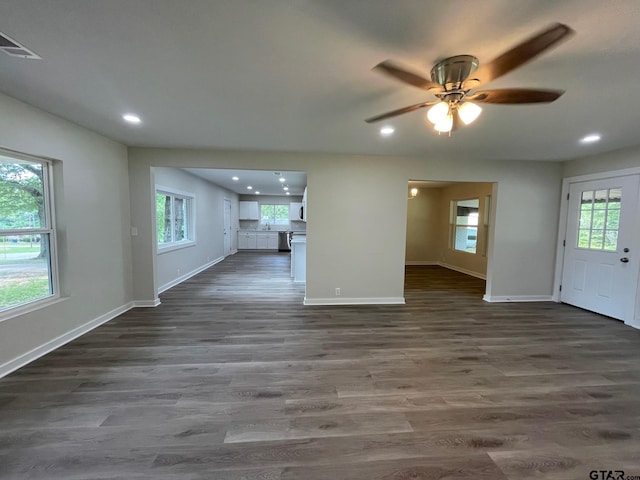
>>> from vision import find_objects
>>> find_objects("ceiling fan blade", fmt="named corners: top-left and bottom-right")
top-left (468, 88), bottom-right (565, 104)
top-left (463, 23), bottom-right (574, 89)
top-left (365, 101), bottom-right (437, 123)
top-left (374, 61), bottom-right (443, 92)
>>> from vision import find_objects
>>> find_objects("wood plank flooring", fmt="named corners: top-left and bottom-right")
top-left (2, 252), bottom-right (640, 479)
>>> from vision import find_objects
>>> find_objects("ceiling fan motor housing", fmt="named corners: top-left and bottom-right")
top-left (430, 55), bottom-right (479, 90)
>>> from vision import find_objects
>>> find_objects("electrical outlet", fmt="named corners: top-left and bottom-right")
top-left (335, 288), bottom-right (340, 296)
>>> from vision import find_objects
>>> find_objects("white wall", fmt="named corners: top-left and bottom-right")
top-left (0, 92), bottom-right (132, 372)
top-left (564, 145), bottom-right (640, 178)
top-left (154, 167), bottom-right (239, 292)
top-left (128, 148), bottom-right (564, 304)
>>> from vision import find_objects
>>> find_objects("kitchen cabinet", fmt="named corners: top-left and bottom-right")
top-left (301, 187), bottom-right (307, 222)
top-left (238, 231), bottom-right (278, 250)
top-left (239, 201), bottom-right (259, 220)
top-left (256, 232), bottom-right (278, 249)
top-left (256, 232), bottom-right (268, 249)
top-left (238, 231), bottom-right (257, 249)
top-left (267, 232), bottom-right (278, 249)
top-left (289, 202), bottom-right (303, 221)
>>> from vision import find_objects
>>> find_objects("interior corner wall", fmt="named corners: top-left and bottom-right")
top-left (405, 187), bottom-right (441, 264)
top-left (0, 92), bottom-right (132, 371)
top-left (154, 167), bottom-right (239, 291)
top-left (128, 148), bottom-right (564, 305)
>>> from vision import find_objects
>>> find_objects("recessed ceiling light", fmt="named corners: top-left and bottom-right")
top-left (286, 192), bottom-right (290, 196)
top-left (247, 186), bottom-right (253, 190)
top-left (279, 177), bottom-right (286, 182)
top-left (255, 191), bottom-right (260, 195)
top-left (122, 113), bottom-right (141, 124)
top-left (380, 126), bottom-right (394, 137)
top-left (283, 187), bottom-right (289, 191)
top-left (580, 133), bottom-right (601, 144)
top-left (232, 176), bottom-right (239, 181)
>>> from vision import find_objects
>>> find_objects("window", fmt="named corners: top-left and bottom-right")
top-left (156, 187), bottom-right (194, 249)
top-left (578, 188), bottom-right (621, 251)
top-left (0, 152), bottom-right (57, 314)
top-left (450, 198), bottom-right (479, 253)
top-left (260, 204), bottom-right (289, 225)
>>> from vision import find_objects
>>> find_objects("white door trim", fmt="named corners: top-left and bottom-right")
top-left (554, 166), bottom-right (640, 328)
top-left (223, 198), bottom-right (232, 257)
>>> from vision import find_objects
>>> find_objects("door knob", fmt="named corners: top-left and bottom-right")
top-left (620, 257), bottom-right (630, 263)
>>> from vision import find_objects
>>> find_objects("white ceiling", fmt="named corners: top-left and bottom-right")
top-left (184, 168), bottom-right (306, 196)
top-left (1, 1), bottom-right (639, 161)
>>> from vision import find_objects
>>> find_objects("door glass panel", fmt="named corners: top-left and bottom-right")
top-left (578, 229), bottom-right (590, 248)
top-left (608, 188), bottom-right (622, 205)
top-left (576, 187), bottom-right (622, 251)
top-left (581, 190), bottom-right (594, 207)
top-left (593, 190), bottom-right (608, 209)
top-left (579, 210), bottom-right (592, 228)
top-left (606, 210), bottom-right (620, 230)
top-left (604, 231), bottom-right (618, 251)
top-left (589, 230), bottom-right (604, 249)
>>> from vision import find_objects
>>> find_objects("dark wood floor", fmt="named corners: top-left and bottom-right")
top-left (1, 251), bottom-right (640, 479)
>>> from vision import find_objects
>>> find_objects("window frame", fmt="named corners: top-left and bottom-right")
top-left (0, 148), bottom-right (59, 320)
top-left (259, 204), bottom-right (290, 226)
top-left (450, 197), bottom-right (480, 255)
top-left (155, 185), bottom-right (196, 254)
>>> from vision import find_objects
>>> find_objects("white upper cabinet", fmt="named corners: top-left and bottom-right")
top-left (301, 187), bottom-right (307, 222)
top-left (289, 202), bottom-right (303, 221)
top-left (239, 201), bottom-right (259, 220)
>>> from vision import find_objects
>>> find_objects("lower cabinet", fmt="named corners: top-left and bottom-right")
top-left (238, 231), bottom-right (278, 250)
top-left (267, 232), bottom-right (278, 249)
top-left (238, 231), bottom-right (257, 249)
top-left (256, 232), bottom-right (268, 249)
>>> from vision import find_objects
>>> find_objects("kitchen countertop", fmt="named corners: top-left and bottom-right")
top-left (238, 229), bottom-right (306, 233)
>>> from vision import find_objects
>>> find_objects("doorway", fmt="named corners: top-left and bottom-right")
top-left (405, 180), bottom-right (494, 297)
top-left (559, 174), bottom-right (640, 322)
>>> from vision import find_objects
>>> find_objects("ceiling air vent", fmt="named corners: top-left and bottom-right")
top-left (0, 32), bottom-right (40, 59)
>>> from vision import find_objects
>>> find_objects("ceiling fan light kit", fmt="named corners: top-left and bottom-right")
top-left (458, 101), bottom-right (482, 125)
top-left (366, 23), bottom-right (574, 134)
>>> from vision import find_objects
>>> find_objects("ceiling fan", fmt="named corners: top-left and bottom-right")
top-left (365, 23), bottom-right (574, 133)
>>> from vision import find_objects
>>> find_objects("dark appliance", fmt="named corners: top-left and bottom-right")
top-left (278, 231), bottom-right (292, 252)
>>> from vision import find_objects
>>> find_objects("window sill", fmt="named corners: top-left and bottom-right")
top-left (157, 240), bottom-right (196, 255)
top-left (0, 295), bottom-right (68, 324)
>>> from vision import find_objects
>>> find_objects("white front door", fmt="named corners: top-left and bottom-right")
top-left (561, 175), bottom-right (640, 321)
top-left (223, 199), bottom-right (231, 256)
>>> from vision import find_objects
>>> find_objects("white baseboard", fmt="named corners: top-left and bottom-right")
top-left (0, 302), bottom-right (135, 379)
top-left (404, 261), bottom-right (486, 280)
top-left (158, 256), bottom-right (225, 294)
top-left (132, 298), bottom-right (161, 307)
top-left (438, 262), bottom-right (487, 280)
top-left (304, 297), bottom-right (406, 306)
top-left (483, 295), bottom-right (553, 303)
